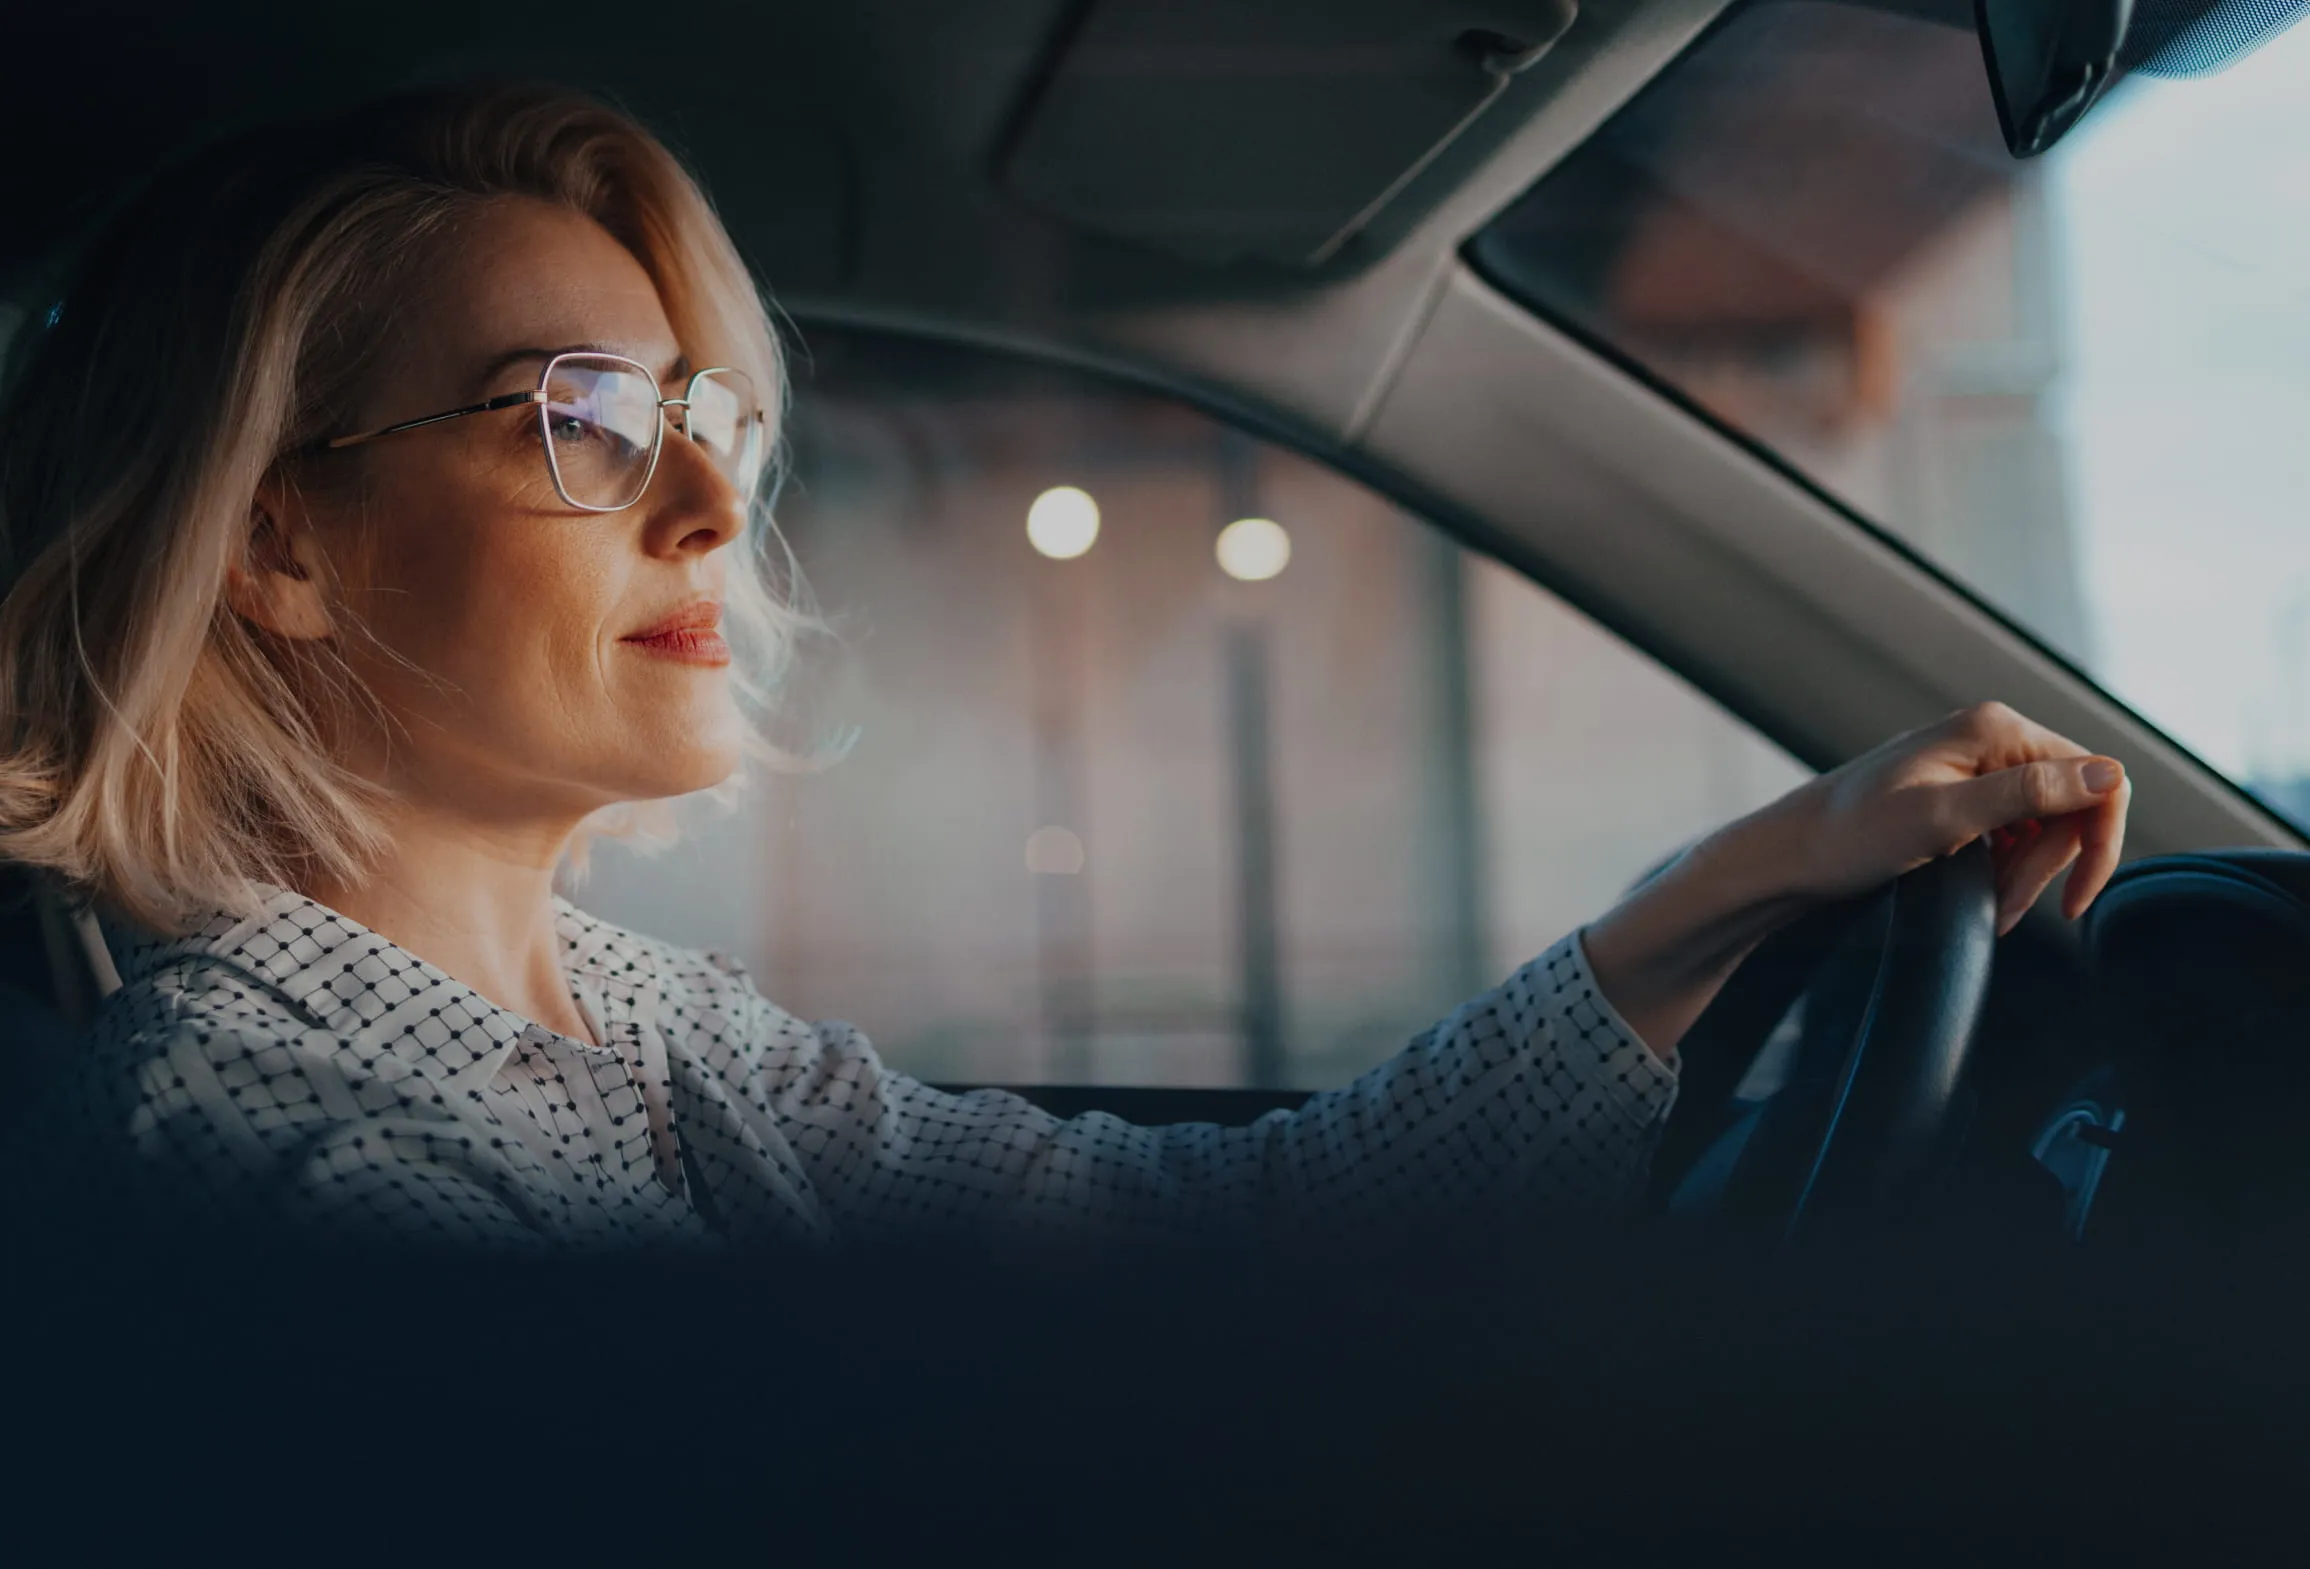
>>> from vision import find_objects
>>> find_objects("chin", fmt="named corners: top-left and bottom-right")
top-left (646, 742), bottom-right (745, 799)
top-left (618, 697), bottom-right (748, 793)
top-left (593, 720), bottom-right (745, 802)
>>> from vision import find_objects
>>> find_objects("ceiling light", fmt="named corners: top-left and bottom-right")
top-left (1026, 486), bottom-right (1100, 560)
top-left (1216, 516), bottom-right (1291, 581)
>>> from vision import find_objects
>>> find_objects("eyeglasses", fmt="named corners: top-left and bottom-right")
top-left (322, 351), bottom-right (767, 514)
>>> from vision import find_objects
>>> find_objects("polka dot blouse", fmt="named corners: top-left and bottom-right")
top-left (50, 889), bottom-right (1680, 1249)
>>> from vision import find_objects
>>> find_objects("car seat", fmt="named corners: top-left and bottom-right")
top-left (0, 860), bottom-right (120, 1131)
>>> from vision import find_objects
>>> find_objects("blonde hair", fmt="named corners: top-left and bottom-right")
top-left (0, 84), bottom-right (818, 935)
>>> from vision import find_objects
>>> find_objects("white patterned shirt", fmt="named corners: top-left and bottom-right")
top-left (47, 889), bottom-right (1680, 1249)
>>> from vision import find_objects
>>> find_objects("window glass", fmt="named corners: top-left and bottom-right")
top-left (578, 327), bottom-right (1808, 1089)
top-left (1472, 0), bottom-right (2310, 828)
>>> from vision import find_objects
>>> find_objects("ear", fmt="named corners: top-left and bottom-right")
top-left (226, 474), bottom-right (336, 641)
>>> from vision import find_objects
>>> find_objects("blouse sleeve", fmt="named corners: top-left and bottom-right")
top-left (709, 931), bottom-right (1679, 1244)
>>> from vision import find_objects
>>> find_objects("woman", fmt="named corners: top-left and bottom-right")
top-left (0, 85), bottom-right (2129, 1250)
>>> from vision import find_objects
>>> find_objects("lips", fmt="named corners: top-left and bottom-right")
top-left (621, 600), bottom-right (730, 667)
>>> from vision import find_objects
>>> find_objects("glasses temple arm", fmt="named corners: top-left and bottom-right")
top-left (322, 389), bottom-right (546, 451)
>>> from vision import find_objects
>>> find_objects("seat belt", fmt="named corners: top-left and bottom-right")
top-left (31, 878), bottom-right (117, 1031)
top-left (677, 1134), bottom-right (725, 1237)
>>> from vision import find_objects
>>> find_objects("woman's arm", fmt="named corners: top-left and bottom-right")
top-left (720, 930), bottom-right (1671, 1245)
top-left (1584, 703), bottom-right (2131, 1058)
top-left (700, 702), bottom-right (2131, 1244)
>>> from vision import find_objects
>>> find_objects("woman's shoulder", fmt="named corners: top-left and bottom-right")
top-left (36, 950), bottom-right (351, 1193)
top-left (91, 893), bottom-right (367, 1044)
top-left (88, 948), bottom-right (318, 1059)
top-left (62, 959), bottom-right (350, 1169)
top-left (78, 889), bottom-right (486, 1110)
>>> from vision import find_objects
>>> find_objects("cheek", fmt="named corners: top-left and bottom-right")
top-left (343, 481), bottom-right (617, 720)
top-left (329, 451), bottom-right (741, 790)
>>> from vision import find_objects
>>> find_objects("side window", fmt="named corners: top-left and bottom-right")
top-left (578, 327), bottom-right (1810, 1089)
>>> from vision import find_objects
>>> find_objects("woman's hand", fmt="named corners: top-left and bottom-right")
top-left (1583, 702), bottom-right (2132, 1060)
top-left (1778, 701), bottom-right (2131, 934)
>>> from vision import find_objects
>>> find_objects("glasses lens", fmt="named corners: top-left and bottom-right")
top-left (687, 369), bottom-right (767, 501)
top-left (541, 356), bottom-right (663, 509)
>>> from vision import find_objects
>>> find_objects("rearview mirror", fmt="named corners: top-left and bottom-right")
top-left (1977, 0), bottom-right (2134, 157)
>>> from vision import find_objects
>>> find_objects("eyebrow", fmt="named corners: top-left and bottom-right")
top-left (474, 343), bottom-right (692, 390)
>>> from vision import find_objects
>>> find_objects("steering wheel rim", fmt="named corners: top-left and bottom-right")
top-left (1656, 837), bottom-right (1998, 1242)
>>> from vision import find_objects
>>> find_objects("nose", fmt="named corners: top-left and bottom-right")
top-left (638, 413), bottom-right (747, 559)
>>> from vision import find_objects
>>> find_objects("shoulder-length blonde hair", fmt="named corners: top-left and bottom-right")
top-left (0, 84), bottom-right (817, 936)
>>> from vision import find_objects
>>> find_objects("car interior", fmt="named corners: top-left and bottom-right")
top-left (4, 0), bottom-right (2308, 1256)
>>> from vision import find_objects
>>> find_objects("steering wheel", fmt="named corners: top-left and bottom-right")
top-left (1648, 837), bottom-right (1998, 1242)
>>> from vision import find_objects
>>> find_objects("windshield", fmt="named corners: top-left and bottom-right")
top-left (1473, 1), bottom-right (2310, 830)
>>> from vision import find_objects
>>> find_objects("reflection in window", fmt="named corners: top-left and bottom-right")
top-left (579, 328), bottom-right (1805, 1090)
top-left (1472, 0), bottom-right (2310, 829)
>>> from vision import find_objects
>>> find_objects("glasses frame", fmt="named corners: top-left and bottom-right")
top-left (321, 350), bottom-right (765, 514)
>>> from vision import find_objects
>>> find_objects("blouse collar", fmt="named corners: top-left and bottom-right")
top-left (100, 886), bottom-right (637, 1099)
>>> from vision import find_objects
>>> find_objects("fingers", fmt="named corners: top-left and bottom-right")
top-left (1988, 701), bottom-right (2085, 754)
top-left (1946, 754), bottom-right (2125, 840)
top-left (1939, 743), bottom-right (2130, 931)
top-left (2062, 770), bottom-right (2133, 920)
top-left (1994, 813), bottom-right (2084, 936)
top-left (1941, 701), bottom-right (2088, 769)
top-left (1876, 705), bottom-right (2132, 930)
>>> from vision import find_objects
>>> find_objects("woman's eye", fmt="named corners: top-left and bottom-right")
top-left (548, 412), bottom-right (593, 444)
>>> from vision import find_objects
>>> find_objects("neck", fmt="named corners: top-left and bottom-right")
top-left (302, 805), bottom-right (597, 1046)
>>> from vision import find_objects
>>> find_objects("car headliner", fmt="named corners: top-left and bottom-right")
top-left (2, 0), bottom-right (2292, 861)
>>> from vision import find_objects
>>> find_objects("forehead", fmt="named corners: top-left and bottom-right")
top-left (410, 198), bottom-right (676, 371)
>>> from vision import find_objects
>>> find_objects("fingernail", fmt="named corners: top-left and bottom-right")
top-left (2082, 759), bottom-right (2122, 793)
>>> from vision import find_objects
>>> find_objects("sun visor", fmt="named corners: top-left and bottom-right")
top-left (1003, 0), bottom-right (1579, 268)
